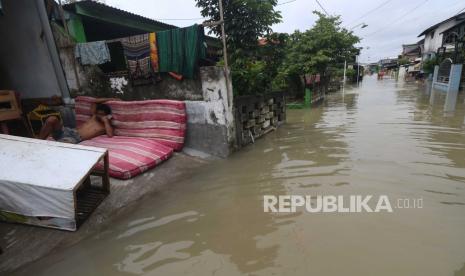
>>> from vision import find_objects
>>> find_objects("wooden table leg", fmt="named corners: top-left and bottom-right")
top-left (0, 122), bottom-right (9, 134)
top-left (102, 151), bottom-right (110, 193)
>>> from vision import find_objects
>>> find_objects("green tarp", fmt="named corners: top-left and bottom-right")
top-left (157, 24), bottom-right (206, 79)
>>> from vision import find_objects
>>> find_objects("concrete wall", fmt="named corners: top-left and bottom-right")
top-left (0, 0), bottom-right (69, 99)
top-left (184, 67), bottom-right (235, 158)
top-left (59, 61), bottom-right (204, 101)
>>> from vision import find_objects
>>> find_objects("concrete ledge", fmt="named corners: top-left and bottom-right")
top-left (185, 122), bottom-right (231, 158)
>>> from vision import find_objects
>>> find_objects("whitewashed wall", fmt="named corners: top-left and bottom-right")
top-left (422, 19), bottom-right (460, 57)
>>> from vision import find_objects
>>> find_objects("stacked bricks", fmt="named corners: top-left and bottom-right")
top-left (235, 92), bottom-right (286, 147)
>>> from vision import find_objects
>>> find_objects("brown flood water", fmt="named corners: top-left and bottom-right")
top-left (15, 76), bottom-right (465, 275)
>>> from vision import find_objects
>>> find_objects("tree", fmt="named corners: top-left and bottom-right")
top-left (278, 11), bottom-right (360, 96)
top-left (195, 0), bottom-right (283, 95)
top-left (398, 57), bottom-right (410, 65)
top-left (195, 0), bottom-right (282, 60)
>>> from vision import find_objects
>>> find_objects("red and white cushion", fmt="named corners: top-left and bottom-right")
top-left (80, 136), bottom-right (173, 180)
top-left (74, 96), bottom-right (187, 151)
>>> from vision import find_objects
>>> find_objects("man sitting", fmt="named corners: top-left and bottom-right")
top-left (38, 98), bottom-right (117, 144)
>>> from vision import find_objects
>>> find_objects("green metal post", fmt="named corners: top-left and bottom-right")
top-left (305, 88), bottom-right (312, 108)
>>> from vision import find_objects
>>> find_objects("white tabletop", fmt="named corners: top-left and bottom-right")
top-left (0, 134), bottom-right (107, 190)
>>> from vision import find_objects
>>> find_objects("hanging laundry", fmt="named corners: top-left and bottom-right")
top-left (121, 34), bottom-right (152, 83)
top-left (75, 41), bottom-right (111, 65)
top-left (149, 33), bottom-right (159, 73)
top-left (157, 28), bottom-right (182, 75)
top-left (157, 24), bottom-right (207, 79)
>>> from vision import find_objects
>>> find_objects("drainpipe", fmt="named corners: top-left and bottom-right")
top-left (35, 0), bottom-right (71, 101)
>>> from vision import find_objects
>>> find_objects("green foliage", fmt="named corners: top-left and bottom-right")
top-left (345, 68), bottom-right (356, 79)
top-left (284, 12), bottom-right (360, 74)
top-left (398, 57), bottom-right (410, 65)
top-left (422, 57), bottom-right (439, 74)
top-left (195, 0), bottom-right (283, 95)
top-left (195, 0), bottom-right (282, 60)
top-left (232, 60), bottom-right (267, 95)
top-left (278, 11), bottom-right (360, 96)
top-left (231, 34), bottom-right (288, 95)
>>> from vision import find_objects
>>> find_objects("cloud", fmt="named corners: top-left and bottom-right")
top-left (105, 0), bottom-right (465, 62)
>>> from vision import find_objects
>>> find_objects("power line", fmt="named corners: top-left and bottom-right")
top-left (315, 0), bottom-right (330, 16)
top-left (277, 0), bottom-right (297, 6)
top-left (346, 0), bottom-right (394, 27)
top-left (455, 6), bottom-right (465, 15)
top-left (364, 0), bottom-right (430, 38)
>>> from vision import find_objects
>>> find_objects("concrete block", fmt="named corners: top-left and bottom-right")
top-left (245, 119), bottom-right (256, 128)
top-left (256, 115), bottom-right (266, 124)
top-left (253, 125), bottom-right (262, 135)
top-left (249, 110), bottom-right (259, 118)
top-left (262, 120), bottom-right (270, 129)
top-left (260, 106), bottom-right (269, 114)
top-left (240, 112), bottom-right (249, 122)
top-left (271, 118), bottom-right (278, 126)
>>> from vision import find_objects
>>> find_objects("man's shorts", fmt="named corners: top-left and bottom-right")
top-left (52, 127), bottom-right (82, 144)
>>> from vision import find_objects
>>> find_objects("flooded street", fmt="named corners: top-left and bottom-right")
top-left (15, 76), bottom-right (465, 276)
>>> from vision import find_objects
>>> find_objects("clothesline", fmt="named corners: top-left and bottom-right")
top-left (74, 24), bottom-right (207, 82)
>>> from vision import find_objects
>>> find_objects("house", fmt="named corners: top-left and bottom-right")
top-left (417, 12), bottom-right (465, 60)
top-left (49, 0), bottom-right (221, 92)
top-left (378, 58), bottom-right (398, 70)
top-left (401, 39), bottom-right (424, 62)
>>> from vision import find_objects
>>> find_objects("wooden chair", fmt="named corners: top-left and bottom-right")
top-left (0, 90), bottom-right (31, 136)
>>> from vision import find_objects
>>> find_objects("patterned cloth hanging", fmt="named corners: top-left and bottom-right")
top-left (121, 34), bottom-right (152, 84)
top-left (149, 33), bottom-right (159, 73)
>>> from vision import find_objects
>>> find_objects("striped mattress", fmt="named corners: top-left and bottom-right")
top-left (80, 136), bottom-right (173, 179)
top-left (74, 96), bottom-right (186, 179)
top-left (75, 96), bottom-right (186, 151)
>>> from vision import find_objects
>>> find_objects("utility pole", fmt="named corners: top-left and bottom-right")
top-left (201, 1), bottom-right (232, 110)
top-left (218, 0), bottom-right (233, 110)
top-left (343, 59), bottom-right (347, 85)
top-left (356, 55), bottom-right (360, 86)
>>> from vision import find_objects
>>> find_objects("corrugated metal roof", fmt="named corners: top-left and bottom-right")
top-left (417, 12), bottom-right (465, 37)
top-left (62, 1), bottom-right (221, 48)
top-left (63, 0), bottom-right (178, 30)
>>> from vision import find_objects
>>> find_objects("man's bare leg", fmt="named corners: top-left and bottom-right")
top-left (38, 116), bottom-right (62, 139)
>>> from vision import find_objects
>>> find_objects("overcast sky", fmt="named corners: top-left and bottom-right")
top-left (105, 0), bottom-right (465, 63)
